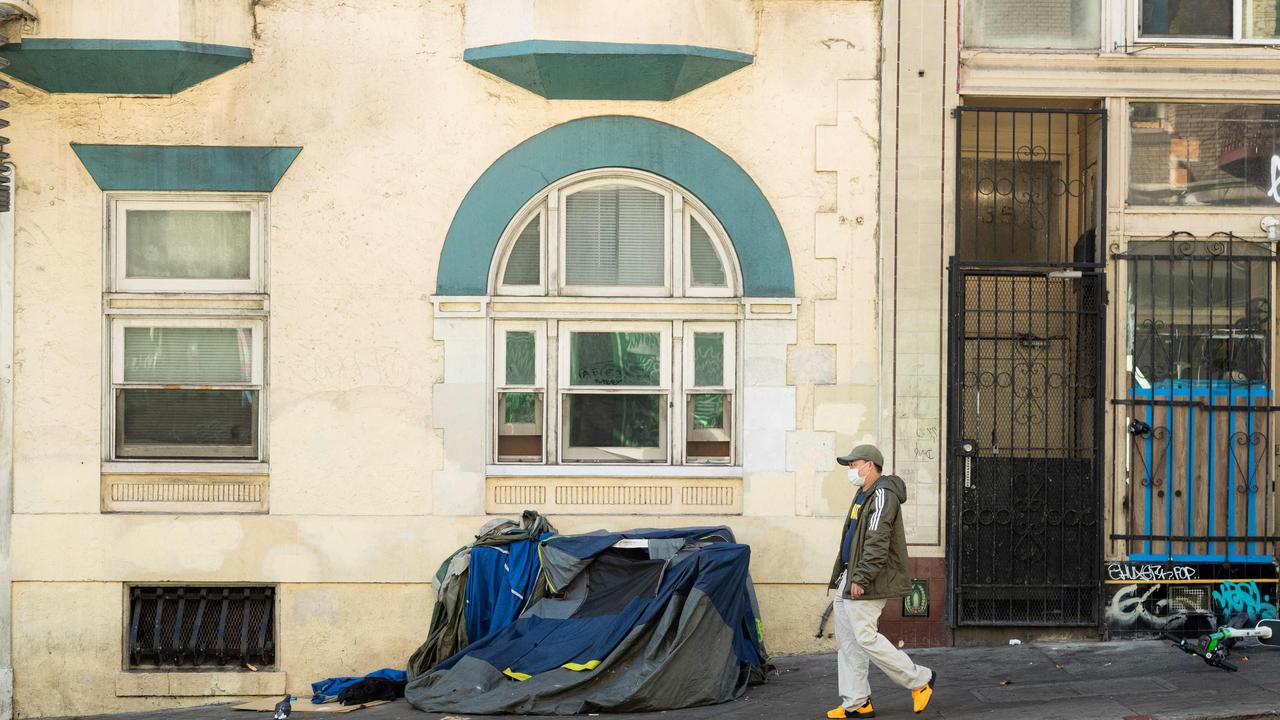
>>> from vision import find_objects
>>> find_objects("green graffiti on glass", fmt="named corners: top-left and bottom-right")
top-left (504, 392), bottom-right (537, 424)
top-left (693, 332), bottom-right (724, 386)
top-left (691, 393), bottom-right (725, 429)
top-left (505, 331), bottom-right (536, 385)
top-left (570, 332), bottom-right (660, 386)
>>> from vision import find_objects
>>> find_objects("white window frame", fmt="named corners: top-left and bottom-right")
top-left (683, 323), bottom-right (736, 463)
top-left (494, 210), bottom-right (547, 296)
top-left (683, 211), bottom-right (737, 298)
top-left (110, 194), bottom-right (266, 294)
top-left (488, 169), bottom-right (739, 299)
top-left (557, 175), bottom-right (674, 297)
top-left (108, 315), bottom-right (266, 461)
top-left (493, 321), bottom-right (548, 462)
top-left (557, 320), bottom-right (672, 463)
top-left (1133, 0), bottom-right (1277, 44)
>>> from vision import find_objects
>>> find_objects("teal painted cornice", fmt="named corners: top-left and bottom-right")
top-left (0, 39), bottom-right (251, 94)
top-left (437, 116), bottom-right (793, 297)
top-left (463, 40), bottom-right (752, 100)
top-left (71, 145), bottom-right (302, 192)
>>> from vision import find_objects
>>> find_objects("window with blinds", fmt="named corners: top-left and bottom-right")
top-left (112, 322), bottom-right (263, 459)
top-left (485, 171), bottom-right (743, 465)
top-left (688, 218), bottom-right (727, 288)
top-left (489, 170), bottom-right (737, 298)
top-left (564, 184), bottom-right (666, 288)
top-left (106, 192), bottom-right (269, 467)
top-left (502, 214), bottom-right (541, 286)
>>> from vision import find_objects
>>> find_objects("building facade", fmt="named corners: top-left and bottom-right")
top-left (887, 0), bottom-right (1280, 639)
top-left (8, 0), bottom-right (1276, 717)
top-left (0, 1), bottom-right (925, 718)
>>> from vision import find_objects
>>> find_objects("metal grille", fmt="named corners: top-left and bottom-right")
top-left (948, 268), bottom-right (1105, 625)
top-left (0, 55), bottom-right (11, 213)
top-left (1112, 234), bottom-right (1278, 562)
top-left (948, 107), bottom-right (1106, 627)
top-left (128, 586), bottom-right (275, 668)
top-left (956, 107), bottom-right (1104, 265)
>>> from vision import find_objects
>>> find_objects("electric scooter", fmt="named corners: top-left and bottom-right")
top-left (1165, 618), bottom-right (1280, 672)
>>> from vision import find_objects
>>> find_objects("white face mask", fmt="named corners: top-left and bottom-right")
top-left (847, 466), bottom-right (863, 486)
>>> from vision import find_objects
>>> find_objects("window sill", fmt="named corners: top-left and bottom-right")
top-left (101, 464), bottom-right (270, 513)
top-left (116, 670), bottom-right (285, 697)
top-left (487, 464), bottom-right (742, 478)
top-left (102, 461), bottom-right (269, 476)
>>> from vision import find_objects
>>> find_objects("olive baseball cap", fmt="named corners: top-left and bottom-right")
top-left (836, 443), bottom-right (884, 468)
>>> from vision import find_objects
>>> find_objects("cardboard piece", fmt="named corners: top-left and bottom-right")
top-left (232, 698), bottom-right (390, 713)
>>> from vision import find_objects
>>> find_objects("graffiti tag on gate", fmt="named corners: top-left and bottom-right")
top-left (1214, 580), bottom-right (1278, 623)
top-left (1105, 563), bottom-right (1197, 582)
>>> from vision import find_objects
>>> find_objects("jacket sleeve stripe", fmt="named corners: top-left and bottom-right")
top-left (869, 488), bottom-right (885, 530)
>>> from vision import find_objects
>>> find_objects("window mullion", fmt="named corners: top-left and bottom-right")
top-left (1235, 0), bottom-right (1244, 39)
top-left (672, 321), bottom-right (684, 465)
top-left (546, 320), bottom-right (559, 463)
top-left (548, 191), bottom-right (561, 297)
top-left (671, 194), bottom-right (684, 298)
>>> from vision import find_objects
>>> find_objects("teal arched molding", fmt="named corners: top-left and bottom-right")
top-left (436, 116), bottom-right (794, 297)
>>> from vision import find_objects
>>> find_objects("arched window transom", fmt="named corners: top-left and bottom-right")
top-left (492, 169), bottom-right (739, 298)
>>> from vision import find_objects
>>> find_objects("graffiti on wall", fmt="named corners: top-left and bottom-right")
top-left (1103, 562), bottom-right (1279, 637)
top-left (1214, 580), bottom-right (1278, 623)
top-left (1104, 583), bottom-right (1166, 630)
top-left (1106, 563), bottom-right (1197, 582)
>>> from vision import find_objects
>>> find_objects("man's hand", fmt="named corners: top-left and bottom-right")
top-left (850, 583), bottom-right (866, 598)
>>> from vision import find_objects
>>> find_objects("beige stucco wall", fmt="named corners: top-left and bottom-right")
top-left (21, 0), bottom-right (252, 45)
top-left (3, 0), bottom-right (905, 715)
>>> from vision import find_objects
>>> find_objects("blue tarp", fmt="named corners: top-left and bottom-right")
top-left (464, 533), bottom-right (550, 641)
top-left (409, 525), bottom-right (768, 714)
top-left (311, 668), bottom-right (406, 704)
top-left (438, 527), bottom-right (765, 676)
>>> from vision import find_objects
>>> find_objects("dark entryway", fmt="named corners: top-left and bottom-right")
top-left (947, 106), bottom-right (1107, 626)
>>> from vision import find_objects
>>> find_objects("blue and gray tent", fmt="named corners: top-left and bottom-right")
top-left (405, 526), bottom-right (769, 714)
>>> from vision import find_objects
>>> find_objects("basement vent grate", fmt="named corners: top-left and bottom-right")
top-left (555, 485), bottom-right (672, 506)
top-left (493, 484), bottom-right (547, 505)
top-left (127, 586), bottom-right (275, 668)
top-left (110, 482), bottom-right (262, 503)
top-left (681, 486), bottom-right (735, 506)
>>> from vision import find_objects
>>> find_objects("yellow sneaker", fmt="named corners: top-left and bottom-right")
top-left (911, 670), bottom-right (936, 713)
top-left (826, 699), bottom-right (875, 718)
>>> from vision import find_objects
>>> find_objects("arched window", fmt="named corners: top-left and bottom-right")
top-left (489, 169), bottom-right (741, 465)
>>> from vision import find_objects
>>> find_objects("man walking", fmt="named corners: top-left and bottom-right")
top-left (826, 444), bottom-right (935, 718)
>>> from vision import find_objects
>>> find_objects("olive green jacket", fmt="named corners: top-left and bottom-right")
top-left (827, 473), bottom-right (913, 600)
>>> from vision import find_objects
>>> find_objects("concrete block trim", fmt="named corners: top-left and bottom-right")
top-left (463, 40), bottom-right (752, 100)
top-left (71, 145), bottom-right (303, 192)
top-left (436, 115), bottom-right (795, 297)
top-left (0, 39), bottom-right (251, 94)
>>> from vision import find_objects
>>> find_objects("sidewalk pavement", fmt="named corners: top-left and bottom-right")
top-left (47, 640), bottom-right (1280, 720)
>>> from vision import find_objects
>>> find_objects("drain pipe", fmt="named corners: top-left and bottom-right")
top-left (0, 165), bottom-right (14, 720)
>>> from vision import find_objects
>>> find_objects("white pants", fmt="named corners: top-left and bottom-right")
top-left (834, 573), bottom-right (932, 709)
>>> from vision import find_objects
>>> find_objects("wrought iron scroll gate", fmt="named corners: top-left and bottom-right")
top-left (1111, 234), bottom-right (1279, 563)
top-left (947, 107), bottom-right (1106, 626)
top-left (948, 266), bottom-right (1105, 625)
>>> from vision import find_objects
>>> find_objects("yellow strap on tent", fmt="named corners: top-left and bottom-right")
top-left (561, 659), bottom-right (601, 672)
top-left (503, 667), bottom-right (532, 681)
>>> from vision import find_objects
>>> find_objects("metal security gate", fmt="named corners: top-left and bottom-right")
top-left (1112, 234), bottom-right (1279, 562)
top-left (948, 107), bottom-right (1106, 626)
